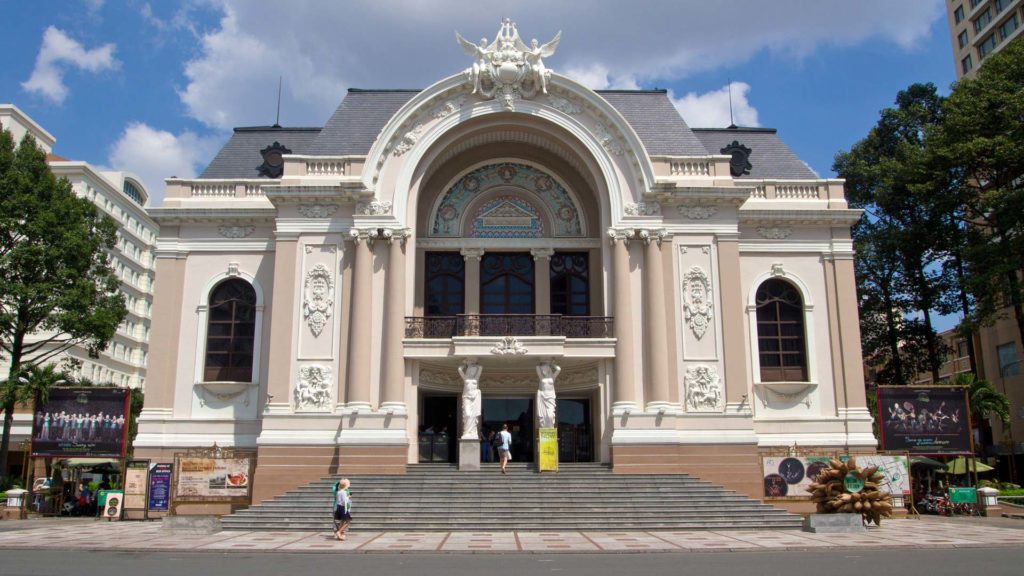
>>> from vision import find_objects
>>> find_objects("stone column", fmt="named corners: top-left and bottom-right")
top-left (461, 248), bottom-right (483, 315)
top-left (716, 235), bottom-right (749, 404)
top-left (381, 229), bottom-right (409, 413)
top-left (640, 229), bottom-right (671, 412)
top-left (264, 234), bottom-right (300, 414)
top-left (609, 229), bottom-right (637, 414)
top-left (345, 228), bottom-right (374, 411)
top-left (532, 248), bottom-right (554, 317)
top-left (138, 246), bottom-right (186, 418)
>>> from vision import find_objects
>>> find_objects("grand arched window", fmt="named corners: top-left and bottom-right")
top-left (755, 279), bottom-right (807, 382)
top-left (204, 279), bottom-right (257, 382)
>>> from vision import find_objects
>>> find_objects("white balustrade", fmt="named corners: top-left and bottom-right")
top-left (190, 183), bottom-right (236, 197)
top-left (670, 160), bottom-right (711, 176)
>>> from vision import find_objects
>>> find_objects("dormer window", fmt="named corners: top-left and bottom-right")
top-left (257, 141), bottom-right (291, 178)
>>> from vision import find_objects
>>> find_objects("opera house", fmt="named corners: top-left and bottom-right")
top-left (136, 20), bottom-right (874, 503)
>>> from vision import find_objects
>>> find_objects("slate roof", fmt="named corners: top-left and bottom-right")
top-left (692, 127), bottom-right (818, 180)
top-left (596, 90), bottom-right (708, 156)
top-left (308, 89), bottom-right (418, 156)
top-left (200, 127), bottom-right (322, 179)
top-left (197, 90), bottom-right (816, 181)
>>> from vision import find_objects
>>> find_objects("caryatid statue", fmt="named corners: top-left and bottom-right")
top-left (459, 359), bottom-right (483, 439)
top-left (536, 361), bottom-right (560, 429)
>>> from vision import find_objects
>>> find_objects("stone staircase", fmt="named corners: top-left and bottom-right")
top-left (222, 463), bottom-right (802, 531)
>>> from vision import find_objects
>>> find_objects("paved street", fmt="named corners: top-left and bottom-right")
top-left (0, 516), bottom-right (1021, 554)
top-left (1, 547), bottom-right (1024, 576)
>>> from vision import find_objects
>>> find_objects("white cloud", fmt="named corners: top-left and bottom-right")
top-left (672, 82), bottom-right (759, 128)
top-left (106, 123), bottom-right (222, 205)
top-left (175, 0), bottom-right (942, 129)
top-left (21, 27), bottom-right (118, 104)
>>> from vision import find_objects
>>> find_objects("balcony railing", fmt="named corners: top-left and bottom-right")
top-left (405, 315), bottom-right (614, 339)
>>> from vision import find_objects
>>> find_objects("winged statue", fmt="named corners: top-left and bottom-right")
top-left (515, 31), bottom-right (561, 94)
top-left (455, 32), bottom-right (496, 95)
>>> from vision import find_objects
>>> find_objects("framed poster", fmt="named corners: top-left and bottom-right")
top-left (148, 463), bottom-right (173, 512)
top-left (877, 386), bottom-right (972, 455)
top-left (123, 460), bottom-right (150, 516)
top-left (172, 446), bottom-right (255, 510)
top-left (31, 388), bottom-right (131, 458)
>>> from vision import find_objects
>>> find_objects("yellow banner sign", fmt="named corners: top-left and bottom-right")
top-left (538, 427), bottom-right (558, 472)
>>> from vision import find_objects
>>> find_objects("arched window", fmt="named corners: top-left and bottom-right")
top-left (755, 279), bottom-right (807, 382)
top-left (204, 279), bottom-right (257, 382)
top-left (480, 252), bottom-right (534, 314)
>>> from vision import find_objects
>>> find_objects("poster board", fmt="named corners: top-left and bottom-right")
top-left (762, 454), bottom-right (910, 498)
top-left (148, 463), bottom-right (172, 512)
top-left (877, 386), bottom-right (972, 455)
top-left (30, 388), bottom-right (131, 458)
top-left (538, 428), bottom-right (558, 472)
top-left (123, 459), bottom-right (149, 518)
top-left (172, 446), bottom-right (255, 512)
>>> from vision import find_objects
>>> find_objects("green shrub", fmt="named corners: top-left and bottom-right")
top-left (998, 488), bottom-right (1024, 497)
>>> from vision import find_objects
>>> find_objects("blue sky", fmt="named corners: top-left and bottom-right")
top-left (1, 0), bottom-right (956, 194)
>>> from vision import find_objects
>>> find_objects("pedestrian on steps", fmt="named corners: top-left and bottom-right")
top-left (333, 478), bottom-right (352, 540)
top-left (497, 423), bottom-right (512, 475)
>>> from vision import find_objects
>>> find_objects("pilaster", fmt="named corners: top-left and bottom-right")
top-left (640, 229), bottom-right (671, 412)
top-left (609, 228), bottom-right (637, 414)
top-left (381, 229), bottom-right (410, 412)
top-left (532, 248), bottom-right (555, 316)
top-left (345, 228), bottom-right (375, 411)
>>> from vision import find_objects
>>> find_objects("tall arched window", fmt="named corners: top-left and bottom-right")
top-left (204, 279), bottom-right (257, 382)
top-left (755, 279), bottom-right (807, 382)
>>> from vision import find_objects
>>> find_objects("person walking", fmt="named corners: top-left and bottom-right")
top-left (332, 478), bottom-right (352, 540)
top-left (497, 423), bottom-right (512, 475)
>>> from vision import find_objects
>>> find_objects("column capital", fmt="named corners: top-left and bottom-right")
top-left (607, 227), bottom-right (635, 244)
top-left (349, 227), bottom-right (377, 244)
top-left (460, 247), bottom-right (485, 261)
top-left (382, 227), bottom-right (412, 245)
top-left (530, 248), bottom-right (555, 261)
top-left (638, 228), bottom-right (668, 245)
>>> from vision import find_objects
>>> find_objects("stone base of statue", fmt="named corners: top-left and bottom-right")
top-left (459, 438), bottom-right (481, 471)
top-left (802, 513), bottom-right (865, 533)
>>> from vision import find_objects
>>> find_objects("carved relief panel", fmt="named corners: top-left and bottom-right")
top-left (298, 243), bottom-right (341, 361)
top-left (676, 243), bottom-right (721, 363)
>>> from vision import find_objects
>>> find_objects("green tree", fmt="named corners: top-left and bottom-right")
top-left (834, 83), bottom-right (955, 383)
top-left (0, 130), bottom-right (126, 483)
top-left (934, 39), bottom-right (1024, 355)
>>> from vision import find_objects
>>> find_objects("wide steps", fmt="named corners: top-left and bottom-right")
top-left (222, 464), bottom-right (801, 531)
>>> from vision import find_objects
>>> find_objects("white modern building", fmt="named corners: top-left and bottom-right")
top-left (1, 104), bottom-right (158, 477)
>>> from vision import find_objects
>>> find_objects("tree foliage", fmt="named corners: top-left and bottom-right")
top-left (0, 130), bottom-right (127, 482)
top-left (932, 39), bottom-right (1024, 351)
top-left (834, 83), bottom-right (955, 384)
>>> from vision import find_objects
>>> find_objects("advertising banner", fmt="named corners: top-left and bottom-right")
top-left (538, 428), bottom-right (558, 472)
top-left (877, 386), bottom-right (972, 455)
top-left (148, 463), bottom-right (172, 512)
top-left (174, 455), bottom-right (252, 499)
top-left (762, 454), bottom-right (910, 498)
top-left (31, 388), bottom-right (130, 458)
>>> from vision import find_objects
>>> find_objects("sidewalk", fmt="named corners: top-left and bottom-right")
top-left (0, 516), bottom-right (1021, 553)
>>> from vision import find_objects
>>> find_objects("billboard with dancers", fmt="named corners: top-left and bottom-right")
top-left (30, 388), bottom-right (131, 458)
top-left (876, 386), bottom-right (972, 455)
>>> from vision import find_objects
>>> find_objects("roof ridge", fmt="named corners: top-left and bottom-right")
top-left (691, 127), bottom-right (778, 134)
top-left (233, 126), bottom-right (322, 132)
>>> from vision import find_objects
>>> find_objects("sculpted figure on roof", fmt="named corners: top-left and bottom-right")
top-left (456, 19), bottom-right (561, 109)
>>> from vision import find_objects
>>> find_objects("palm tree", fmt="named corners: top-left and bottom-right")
top-left (953, 373), bottom-right (1010, 427)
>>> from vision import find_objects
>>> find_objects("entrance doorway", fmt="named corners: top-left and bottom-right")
top-left (482, 397), bottom-right (534, 463)
top-left (419, 395), bottom-right (457, 463)
top-left (557, 398), bottom-right (593, 462)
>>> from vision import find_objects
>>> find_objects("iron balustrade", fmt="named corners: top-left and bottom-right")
top-left (405, 314), bottom-right (613, 338)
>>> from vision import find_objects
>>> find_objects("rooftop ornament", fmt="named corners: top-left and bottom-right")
top-left (456, 18), bottom-right (561, 110)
